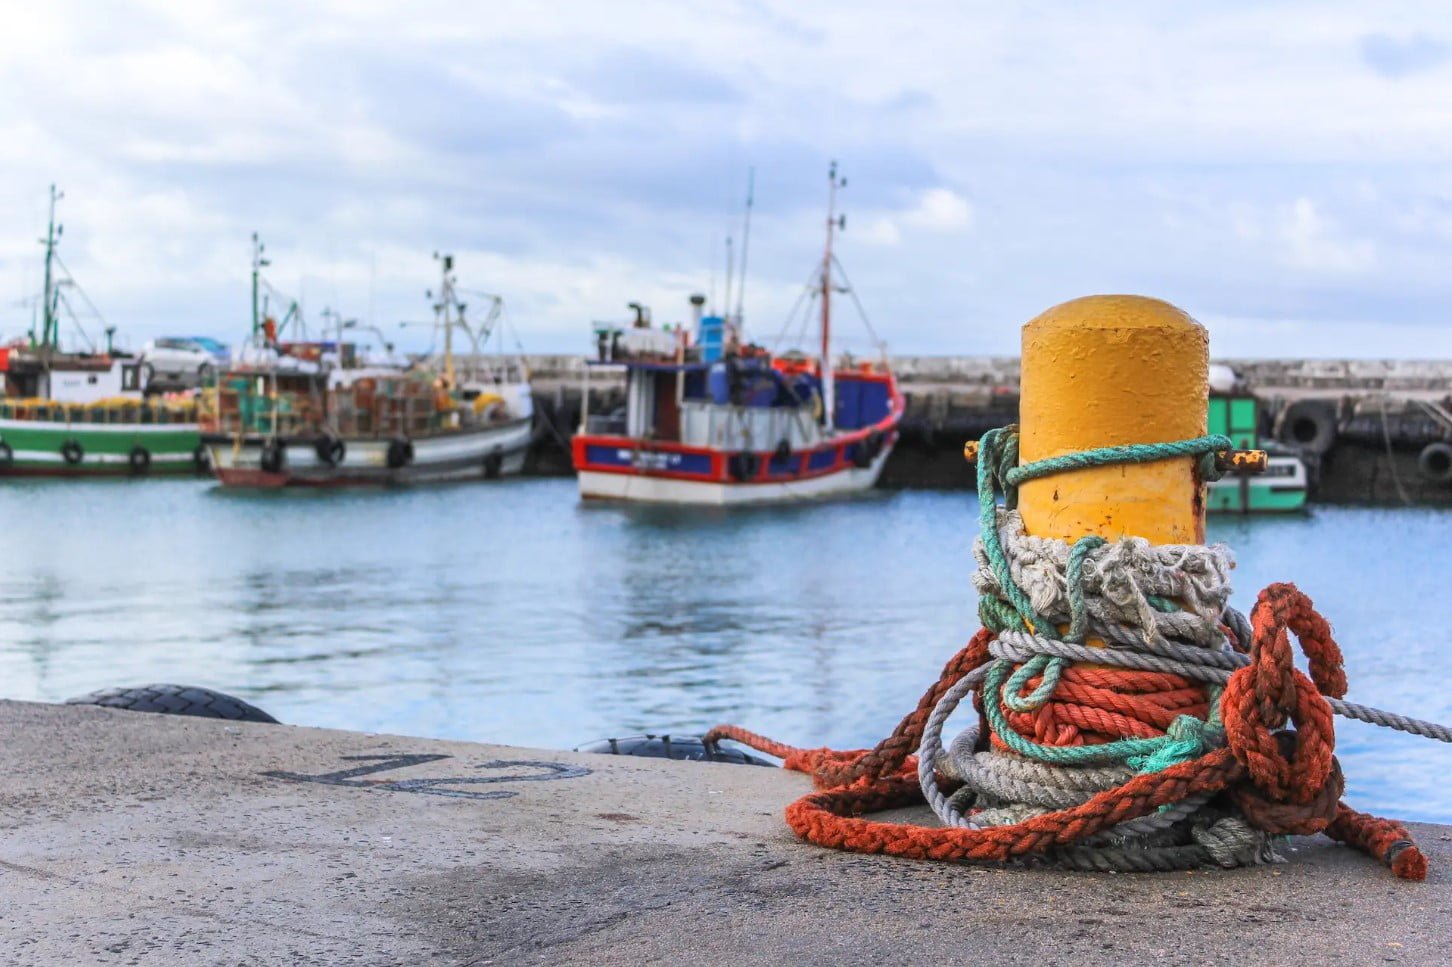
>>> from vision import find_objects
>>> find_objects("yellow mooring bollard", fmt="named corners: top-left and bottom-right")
top-left (1018, 294), bottom-right (1209, 545)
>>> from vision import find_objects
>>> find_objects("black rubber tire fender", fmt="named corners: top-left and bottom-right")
top-left (260, 438), bottom-right (286, 474)
top-left (852, 430), bottom-right (883, 469)
top-left (1277, 400), bottom-right (1337, 455)
top-left (128, 446), bottom-right (151, 475)
top-left (0, 440), bottom-right (12, 467)
top-left (61, 440), bottom-right (84, 465)
top-left (728, 451), bottom-right (759, 481)
top-left (483, 448), bottom-right (503, 479)
top-left (65, 684), bottom-right (279, 723)
top-left (315, 435), bottom-right (346, 467)
top-left (386, 438), bottom-right (414, 469)
top-left (1418, 441), bottom-right (1452, 484)
top-left (193, 443), bottom-right (210, 472)
top-left (773, 439), bottom-right (792, 464)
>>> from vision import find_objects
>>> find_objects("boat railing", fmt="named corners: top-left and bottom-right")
top-left (210, 377), bottom-right (447, 439)
top-left (0, 398), bottom-right (198, 425)
top-left (678, 400), bottom-right (822, 451)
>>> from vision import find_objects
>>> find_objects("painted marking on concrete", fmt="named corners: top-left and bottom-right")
top-left (264, 753), bottom-right (591, 801)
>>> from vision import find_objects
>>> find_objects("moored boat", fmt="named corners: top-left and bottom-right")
top-left (203, 245), bottom-right (533, 487)
top-left (1206, 387), bottom-right (1309, 513)
top-left (572, 164), bottom-right (904, 505)
top-left (0, 187), bottom-right (203, 478)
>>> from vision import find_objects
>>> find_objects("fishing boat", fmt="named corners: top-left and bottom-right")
top-left (0, 187), bottom-right (203, 477)
top-left (203, 245), bottom-right (533, 487)
top-left (572, 164), bottom-right (904, 505)
top-left (1206, 383), bottom-right (1308, 513)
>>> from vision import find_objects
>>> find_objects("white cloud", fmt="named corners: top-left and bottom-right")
top-left (2, 1), bottom-right (1452, 357)
top-left (903, 188), bottom-right (973, 232)
top-left (1279, 197), bottom-right (1377, 274)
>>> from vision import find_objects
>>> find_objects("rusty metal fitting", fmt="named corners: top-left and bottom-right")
top-left (1214, 449), bottom-right (1267, 474)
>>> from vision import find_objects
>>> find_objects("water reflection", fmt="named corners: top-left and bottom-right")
top-left (0, 480), bottom-right (1447, 821)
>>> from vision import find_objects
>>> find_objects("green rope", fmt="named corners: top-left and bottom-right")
top-left (973, 427), bottom-right (1232, 769)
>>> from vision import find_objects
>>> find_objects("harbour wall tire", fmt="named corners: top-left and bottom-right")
top-left (386, 438), bottom-right (414, 470)
top-left (575, 733), bottom-right (774, 766)
top-left (65, 684), bottom-right (279, 723)
top-left (193, 444), bottom-right (210, 472)
top-left (1277, 400), bottom-right (1337, 455)
top-left (260, 439), bottom-right (286, 474)
top-left (0, 440), bottom-right (11, 467)
top-left (128, 446), bottom-right (151, 475)
top-left (773, 439), bottom-right (792, 463)
top-left (61, 440), bottom-right (84, 465)
top-left (483, 449), bottom-right (503, 479)
top-left (1417, 442), bottom-right (1452, 484)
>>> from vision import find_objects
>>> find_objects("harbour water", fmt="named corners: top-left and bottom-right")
top-left (2, 478), bottom-right (1449, 822)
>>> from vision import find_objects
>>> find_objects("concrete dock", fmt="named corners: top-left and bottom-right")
top-left (3, 700), bottom-right (1449, 965)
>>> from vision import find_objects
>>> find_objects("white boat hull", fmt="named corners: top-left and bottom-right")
top-left (577, 442), bottom-right (894, 505)
top-left (207, 418), bottom-right (533, 487)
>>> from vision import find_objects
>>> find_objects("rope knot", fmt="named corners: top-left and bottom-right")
top-left (1127, 714), bottom-right (1221, 774)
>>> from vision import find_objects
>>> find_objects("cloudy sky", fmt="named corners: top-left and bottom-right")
top-left (2, 1), bottom-right (1452, 358)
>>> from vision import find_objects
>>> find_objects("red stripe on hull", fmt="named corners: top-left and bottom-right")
top-left (214, 467), bottom-right (292, 488)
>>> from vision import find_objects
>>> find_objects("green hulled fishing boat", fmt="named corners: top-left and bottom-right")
top-left (0, 187), bottom-right (203, 478)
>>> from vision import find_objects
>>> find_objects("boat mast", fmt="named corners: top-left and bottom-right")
top-left (251, 233), bottom-right (269, 338)
top-left (436, 252), bottom-right (456, 387)
top-left (39, 184), bottom-right (62, 352)
top-left (821, 162), bottom-right (845, 433)
top-left (734, 168), bottom-right (755, 328)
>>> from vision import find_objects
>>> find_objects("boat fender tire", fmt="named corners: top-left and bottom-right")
top-left (65, 684), bottom-right (279, 723)
top-left (386, 438), bottom-right (414, 470)
top-left (1417, 441), bottom-right (1452, 485)
top-left (260, 439), bottom-right (286, 474)
top-left (773, 439), bottom-right (792, 464)
top-left (574, 733), bottom-right (774, 766)
top-left (0, 440), bottom-right (11, 467)
top-left (192, 443), bottom-right (210, 472)
top-left (315, 435), bottom-right (346, 467)
top-left (128, 446), bottom-right (151, 475)
top-left (61, 440), bottom-right (84, 465)
top-left (728, 451), bottom-right (759, 481)
top-left (852, 431), bottom-right (883, 469)
top-left (1277, 400), bottom-right (1337, 455)
top-left (483, 448), bottom-right (503, 479)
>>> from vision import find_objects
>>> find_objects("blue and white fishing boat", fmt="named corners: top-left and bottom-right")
top-left (572, 165), bottom-right (904, 505)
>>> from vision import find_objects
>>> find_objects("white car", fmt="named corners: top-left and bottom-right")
top-left (139, 337), bottom-right (218, 384)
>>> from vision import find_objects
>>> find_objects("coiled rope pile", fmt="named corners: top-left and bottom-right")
top-left (707, 426), bottom-right (1452, 879)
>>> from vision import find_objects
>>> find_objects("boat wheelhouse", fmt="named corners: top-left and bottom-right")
top-left (0, 186), bottom-right (203, 477)
top-left (203, 245), bottom-right (533, 487)
top-left (572, 164), bottom-right (904, 505)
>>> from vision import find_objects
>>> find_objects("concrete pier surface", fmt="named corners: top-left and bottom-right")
top-left (3, 701), bottom-right (1449, 965)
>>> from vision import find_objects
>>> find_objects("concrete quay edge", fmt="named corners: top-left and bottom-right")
top-left (2, 699), bottom-right (1449, 965)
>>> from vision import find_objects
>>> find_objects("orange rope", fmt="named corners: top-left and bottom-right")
top-left (710, 584), bottom-right (1429, 880)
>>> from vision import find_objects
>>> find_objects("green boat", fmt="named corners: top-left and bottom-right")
top-left (1207, 394), bottom-right (1308, 513)
top-left (0, 187), bottom-right (203, 478)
